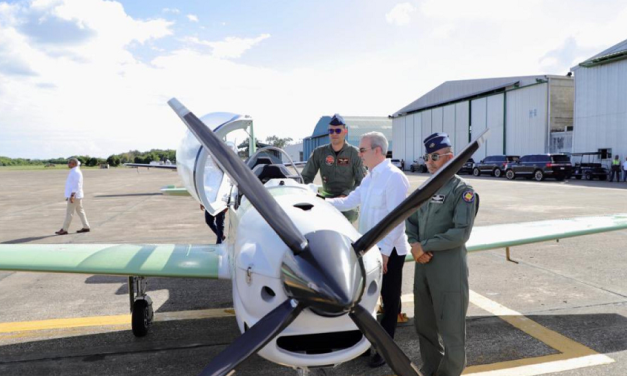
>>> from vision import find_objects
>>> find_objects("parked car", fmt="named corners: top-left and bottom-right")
top-left (504, 154), bottom-right (572, 181)
top-left (410, 157), bottom-right (427, 173)
top-left (458, 158), bottom-right (475, 174)
top-left (570, 152), bottom-right (608, 181)
top-left (473, 155), bottom-right (520, 177)
top-left (390, 158), bottom-right (403, 169)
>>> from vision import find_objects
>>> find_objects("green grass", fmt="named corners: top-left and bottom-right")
top-left (0, 165), bottom-right (111, 171)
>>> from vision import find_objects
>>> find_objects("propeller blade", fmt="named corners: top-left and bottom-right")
top-left (168, 98), bottom-right (309, 256)
top-left (352, 129), bottom-right (490, 255)
top-left (349, 304), bottom-right (422, 376)
top-left (198, 299), bottom-right (304, 376)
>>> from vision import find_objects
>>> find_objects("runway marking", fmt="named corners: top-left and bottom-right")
top-left (400, 291), bottom-right (614, 375)
top-left (0, 308), bottom-right (235, 335)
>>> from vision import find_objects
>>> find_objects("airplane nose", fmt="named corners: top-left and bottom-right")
top-left (280, 230), bottom-right (363, 316)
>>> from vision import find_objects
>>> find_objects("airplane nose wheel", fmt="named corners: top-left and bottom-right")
top-left (129, 276), bottom-right (154, 337)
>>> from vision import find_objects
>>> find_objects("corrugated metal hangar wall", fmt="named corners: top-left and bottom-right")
top-left (392, 75), bottom-right (573, 167)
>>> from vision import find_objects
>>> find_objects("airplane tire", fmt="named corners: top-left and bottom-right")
top-left (132, 300), bottom-right (150, 337)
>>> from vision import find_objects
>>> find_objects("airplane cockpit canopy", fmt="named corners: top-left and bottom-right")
top-left (176, 112), bottom-right (254, 216)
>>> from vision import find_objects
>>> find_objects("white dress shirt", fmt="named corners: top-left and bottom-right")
top-left (327, 159), bottom-right (410, 256)
top-left (623, 160), bottom-right (627, 170)
top-left (65, 167), bottom-right (84, 199)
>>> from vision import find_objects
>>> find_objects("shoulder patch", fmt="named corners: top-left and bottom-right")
top-left (462, 190), bottom-right (475, 203)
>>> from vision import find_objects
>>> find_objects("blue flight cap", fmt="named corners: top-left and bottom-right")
top-left (329, 114), bottom-right (346, 126)
top-left (424, 132), bottom-right (452, 153)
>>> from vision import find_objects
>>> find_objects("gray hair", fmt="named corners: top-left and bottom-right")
top-left (361, 132), bottom-right (388, 155)
top-left (69, 158), bottom-right (81, 166)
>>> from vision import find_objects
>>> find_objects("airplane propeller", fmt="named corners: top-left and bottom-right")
top-left (198, 300), bottom-right (304, 376)
top-left (168, 98), bottom-right (486, 376)
top-left (352, 129), bottom-right (490, 256)
top-left (168, 98), bottom-right (309, 257)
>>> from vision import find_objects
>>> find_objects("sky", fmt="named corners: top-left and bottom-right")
top-left (1, 0), bottom-right (626, 159)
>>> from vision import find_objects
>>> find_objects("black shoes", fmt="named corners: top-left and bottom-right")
top-left (369, 352), bottom-right (385, 368)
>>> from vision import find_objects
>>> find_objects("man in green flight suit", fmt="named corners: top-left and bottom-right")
top-left (406, 132), bottom-right (477, 376)
top-left (301, 114), bottom-right (366, 222)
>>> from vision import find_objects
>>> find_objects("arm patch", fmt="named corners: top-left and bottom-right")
top-left (462, 190), bottom-right (475, 203)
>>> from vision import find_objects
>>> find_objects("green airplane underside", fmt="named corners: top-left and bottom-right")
top-left (0, 215), bottom-right (626, 277)
top-left (161, 187), bottom-right (191, 196)
top-left (0, 243), bottom-right (222, 278)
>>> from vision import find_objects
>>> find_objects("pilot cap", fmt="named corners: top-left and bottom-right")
top-left (329, 114), bottom-right (346, 126)
top-left (424, 132), bottom-right (452, 153)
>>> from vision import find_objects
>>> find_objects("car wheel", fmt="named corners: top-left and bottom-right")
top-left (585, 172), bottom-right (593, 180)
top-left (505, 170), bottom-right (515, 180)
top-left (534, 170), bottom-right (544, 181)
top-left (473, 168), bottom-right (480, 177)
top-left (410, 166), bottom-right (415, 172)
top-left (493, 168), bottom-right (501, 178)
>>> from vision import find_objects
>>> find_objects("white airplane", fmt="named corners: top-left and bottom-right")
top-left (1, 99), bottom-right (627, 376)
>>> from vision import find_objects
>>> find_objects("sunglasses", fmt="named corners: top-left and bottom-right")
top-left (423, 152), bottom-right (453, 162)
top-left (328, 128), bottom-right (344, 134)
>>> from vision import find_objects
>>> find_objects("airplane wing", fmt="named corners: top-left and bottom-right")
top-left (0, 243), bottom-right (228, 279)
top-left (124, 163), bottom-right (177, 170)
top-left (406, 214), bottom-right (627, 261)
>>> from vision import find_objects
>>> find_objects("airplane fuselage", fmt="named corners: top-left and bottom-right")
top-left (224, 178), bottom-right (383, 368)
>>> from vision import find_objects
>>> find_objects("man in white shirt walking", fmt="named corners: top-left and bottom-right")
top-left (326, 131), bottom-right (410, 368)
top-left (56, 158), bottom-right (90, 235)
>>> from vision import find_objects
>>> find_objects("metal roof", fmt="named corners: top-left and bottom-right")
top-left (392, 75), bottom-right (551, 118)
top-left (577, 38), bottom-right (627, 68)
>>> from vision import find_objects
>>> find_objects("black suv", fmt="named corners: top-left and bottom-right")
top-left (458, 158), bottom-right (475, 174)
top-left (504, 154), bottom-right (572, 181)
top-left (473, 155), bottom-right (520, 178)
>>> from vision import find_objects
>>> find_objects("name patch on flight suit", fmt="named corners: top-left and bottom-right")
top-left (325, 156), bottom-right (335, 166)
top-left (430, 194), bottom-right (445, 204)
top-left (337, 157), bottom-right (350, 166)
top-left (462, 190), bottom-right (475, 203)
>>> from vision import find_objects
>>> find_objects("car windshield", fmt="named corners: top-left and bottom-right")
top-left (552, 155), bottom-right (570, 163)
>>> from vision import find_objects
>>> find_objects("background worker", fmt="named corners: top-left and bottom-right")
top-left (301, 114), bottom-right (366, 222)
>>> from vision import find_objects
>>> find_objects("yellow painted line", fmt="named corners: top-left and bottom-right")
top-left (0, 308), bottom-right (235, 334)
top-left (400, 291), bottom-right (614, 375)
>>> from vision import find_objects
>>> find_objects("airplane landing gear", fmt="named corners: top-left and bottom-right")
top-left (128, 276), bottom-right (154, 337)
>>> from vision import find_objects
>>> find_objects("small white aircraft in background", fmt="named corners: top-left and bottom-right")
top-left (1, 99), bottom-right (627, 376)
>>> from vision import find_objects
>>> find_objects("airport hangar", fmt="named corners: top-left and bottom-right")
top-left (572, 38), bottom-right (627, 161)
top-left (390, 74), bottom-right (575, 169)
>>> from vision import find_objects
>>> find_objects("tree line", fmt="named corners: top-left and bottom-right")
top-left (0, 149), bottom-right (176, 167)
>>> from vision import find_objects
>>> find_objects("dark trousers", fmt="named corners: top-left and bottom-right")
top-left (610, 167), bottom-right (621, 182)
top-left (380, 248), bottom-right (405, 339)
top-left (204, 210), bottom-right (225, 244)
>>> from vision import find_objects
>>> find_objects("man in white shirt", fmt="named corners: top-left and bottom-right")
top-left (56, 158), bottom-right (90, 235)
top-left (326, 131), bottom-right (410, 368)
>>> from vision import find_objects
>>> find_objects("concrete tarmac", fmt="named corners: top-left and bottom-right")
top-left (0, 167), bottom-right (626, 376)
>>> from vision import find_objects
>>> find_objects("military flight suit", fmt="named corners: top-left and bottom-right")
top-left (405, 175), bottom-right (476, 376)
top-left (301, 142), bottom-right (365, 222)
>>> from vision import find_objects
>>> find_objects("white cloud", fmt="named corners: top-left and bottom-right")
top-left (162, 7), bottom-right (180, 14)
top-left (386, 2), bottom-right (416, 26)
top-left (186, 14), bottom-right (198, 22)
top-left (185, 33), bottom-right (270, 59)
